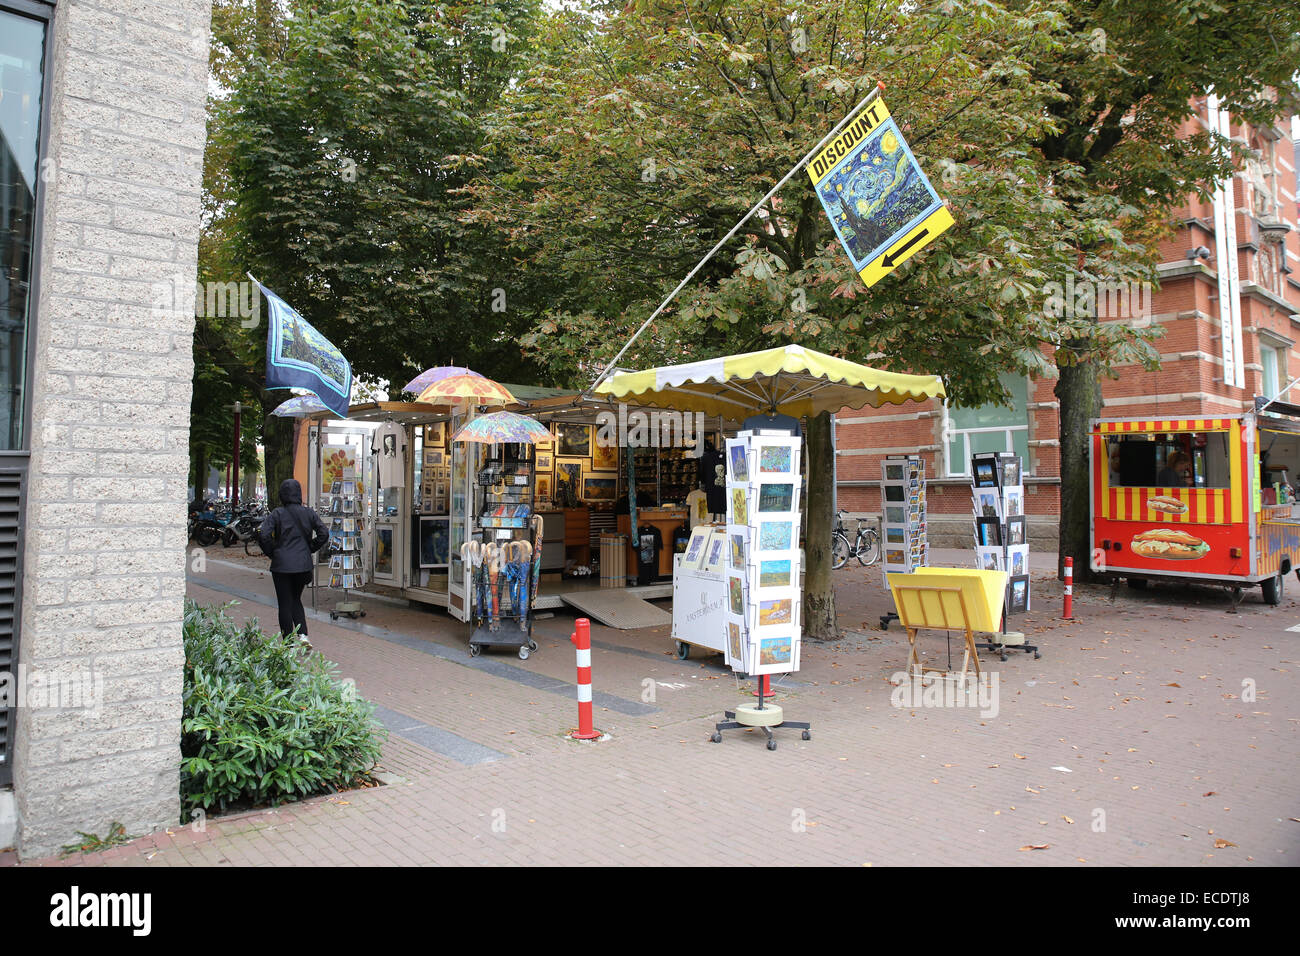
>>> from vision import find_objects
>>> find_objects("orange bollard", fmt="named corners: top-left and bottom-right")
top-left (569, 618), bottom-right (601, 740)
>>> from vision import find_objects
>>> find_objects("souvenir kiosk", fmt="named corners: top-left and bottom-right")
top-left (593, 344), bottom-right (948, 745)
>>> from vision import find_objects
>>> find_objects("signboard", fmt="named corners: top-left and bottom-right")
top-left (807, 97), bottom-right (953, 287)
top-left (259, 281), bottom-right (352, 418)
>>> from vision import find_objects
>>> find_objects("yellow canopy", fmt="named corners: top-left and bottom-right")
top-left (592, 344), bottom-right (945, 419)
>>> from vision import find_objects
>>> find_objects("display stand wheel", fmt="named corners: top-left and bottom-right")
top-left (675, 641), bottom-right (690, 660)
top-left (518, 646), bottom-right (531, 661)
top-left (469, 643), bottom-right (481, 657)
top-left (734, 702), bottom-right (783, 727)
top-left (528, 640), bottom-right (539, 652)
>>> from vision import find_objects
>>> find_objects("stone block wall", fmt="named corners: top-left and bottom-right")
top-left (13, 0), bottom-right (211, 858)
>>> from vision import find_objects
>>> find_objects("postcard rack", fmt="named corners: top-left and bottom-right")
top-left (325, 478), bottom-right (367, 621)
top-left (712, 430), bottom-right (810, 751)
top-left (969, 452), bottom-right (1039, 661)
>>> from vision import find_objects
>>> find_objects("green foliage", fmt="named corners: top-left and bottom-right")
top-left (219, 0), bottom-right (547, 390)
top-left (180, 601), bottom-right (386, 816)
top-left (60, 822), bottom-right (134, 857)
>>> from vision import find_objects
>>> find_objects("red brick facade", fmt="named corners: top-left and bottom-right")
top-left (836, 105), bottom-right (1300, 538)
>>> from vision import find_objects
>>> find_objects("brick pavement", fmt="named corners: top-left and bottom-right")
top-left (12, 554), bottom-right (1299, 866)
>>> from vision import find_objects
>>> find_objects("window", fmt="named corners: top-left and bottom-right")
top-left (0, 4), bottom-right (47, 450)
top-left (1105, 432), bottom-right (1231, 489)
top-left (943, 374), bottom-right (1030, 477)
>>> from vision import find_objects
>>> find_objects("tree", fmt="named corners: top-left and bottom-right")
top-left (467, 0), bottom-right (1090, 639)
top-left (216, 0), bottom-right (547, 493)
top-left (1010, 0), bottom-right (1300, 579)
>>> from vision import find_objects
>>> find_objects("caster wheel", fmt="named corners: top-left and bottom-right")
top-left (528, 640), bottom-right (538, 651)
top-left (711, 733), bottom-right (722, 744)
top-left (801, 731), bottom-right (810, 741)
top-left (360, 611), bottom-right (367, 618)
top-left (1001, 653), bottom-right (1007, 662)
top-left (675, 641), bottom-right (690, 660)
top-left (1034, 651), bottom-right (1041, 660)
top-left (518, 647), bottom-right (531, 661)
top-left (469, 643), bottom-right (481, 657)
top-left (330, 612), bottom-right (338, 621)
top-left (767, 739), bottom-right (777, 751)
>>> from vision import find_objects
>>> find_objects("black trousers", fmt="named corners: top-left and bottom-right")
top-left (272, 570), bottom-right (313, 639)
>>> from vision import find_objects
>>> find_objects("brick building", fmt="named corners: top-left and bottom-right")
top-left (834, 104), bottom-right (1300, 549)
top-left (1, 0), bottom-right (212, 857)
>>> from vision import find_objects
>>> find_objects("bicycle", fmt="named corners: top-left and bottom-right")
top-left (832, 510), bottom-right (880, 569)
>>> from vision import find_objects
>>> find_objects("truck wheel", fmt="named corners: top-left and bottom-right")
top-left (1261, 571), bottom-right (1284, 606)
top-left (1126, 578), bottom-right (1147, 590)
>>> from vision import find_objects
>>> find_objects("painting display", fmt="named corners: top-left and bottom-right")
top-left (591, 439), bottom-right (618, 472)
top-left (556, 423), bottom-right (591, 458)
top-left (582, 476), bottom-right (617, 501)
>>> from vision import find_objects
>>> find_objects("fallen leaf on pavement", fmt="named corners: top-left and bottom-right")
top-left (1213, 838), bottom-right (1236, 848)
top-left (1019, 844), bottom-right (1050, 851)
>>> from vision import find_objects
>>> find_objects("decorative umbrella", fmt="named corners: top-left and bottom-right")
top-left (416, 374), bottom-right (516, 408)
top-left (271, 394), bottom-right (337, 418)
top-left (451, 411), bottom-right (551, 445)
top-left (402, 365), bottom-right (483, 395)
top-left (592, 343), bottom-right (945, 418)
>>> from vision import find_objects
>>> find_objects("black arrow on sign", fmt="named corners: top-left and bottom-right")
top-left (882, 228), bottom-right (929, 268)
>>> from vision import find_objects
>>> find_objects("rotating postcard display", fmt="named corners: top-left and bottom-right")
top-left (879, 455), bottom-right (927, 580)
top-left (326, 476), bottom-right (366, 597)
top-left (971, 452), bottom-right (1030, 615)
top-left (723, 433), bottom-right (802, 676)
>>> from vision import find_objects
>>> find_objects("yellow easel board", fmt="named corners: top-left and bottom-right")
top-left (887, 568), bottom-right (1007, 633)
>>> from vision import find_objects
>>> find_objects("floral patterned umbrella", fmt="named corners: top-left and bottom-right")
top-left (271, 394), bottom-right (337, 418)
top-left (402, 365), bottom-right (483, 395)
top-left (451, 411), bottom-right (551, 445)
top-left (416, 374), bottom-right (516, 407)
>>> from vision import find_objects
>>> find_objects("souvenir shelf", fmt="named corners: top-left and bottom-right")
top-left (880, 455), bottom-right (927, 579)
top-left (325, 479), bottom-right (366, 620)
top-left (465, 445), bottom-right (540, 661)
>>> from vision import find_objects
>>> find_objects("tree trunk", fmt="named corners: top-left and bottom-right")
top-left (1055, 353), bottom-right (1102, 581)
top-left (261, 388), bottom-right (296, 504)
top-left (191, 444), bottom-right (208, 506)
top-left (803, 410), bottom-right (839, 641)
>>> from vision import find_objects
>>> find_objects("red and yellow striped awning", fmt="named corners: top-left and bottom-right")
top-left (1096, 418), bottom-right (1232, 434)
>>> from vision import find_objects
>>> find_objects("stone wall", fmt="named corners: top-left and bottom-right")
top-left (13, 0), bottom-right (211, 858)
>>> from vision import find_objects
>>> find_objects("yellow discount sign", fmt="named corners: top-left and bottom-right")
top-left (807, 97), bottom-right (953, 287)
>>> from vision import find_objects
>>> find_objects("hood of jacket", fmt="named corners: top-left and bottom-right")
top-left (279, 478), bottom-right (303, 507)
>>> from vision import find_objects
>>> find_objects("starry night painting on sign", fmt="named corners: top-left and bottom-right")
top-left (815, 118), bottom-right (942, 270)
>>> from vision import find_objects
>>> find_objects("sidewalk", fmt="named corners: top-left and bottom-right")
top-left (13, 552), bottom-right (1299, 866)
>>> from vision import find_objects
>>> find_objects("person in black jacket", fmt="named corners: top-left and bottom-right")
top-left (258, 478), bottom-right (330, 647)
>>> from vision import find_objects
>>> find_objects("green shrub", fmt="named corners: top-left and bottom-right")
top-left (181, 600), bottom-right (386, 816)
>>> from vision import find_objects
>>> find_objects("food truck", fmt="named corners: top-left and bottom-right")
top-left (1090, 404), bottom-right (1300, 604)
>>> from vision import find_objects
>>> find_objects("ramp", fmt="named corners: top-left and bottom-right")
top-left (558, 589), bottom-right (672, 630)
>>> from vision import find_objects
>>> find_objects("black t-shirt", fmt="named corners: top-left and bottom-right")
top-left (698, 446), bottom-right (726, 514)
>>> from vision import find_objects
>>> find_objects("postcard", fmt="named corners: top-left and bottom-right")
top-left (728, 575), bottom-right (744, 615)
top-left (758, 520), bottom-right (793, 551)
top-left (728, 443), bottom-right (749, 481)
top-left (730, 487), bottom-right (749, 525)
top-left (976, 517), bottom-right (1002, 548)
top-left (759, 636), bottom-right (792, 667)
top-left (757, 482), bottom-right (795, 513)
top-left (1006, 515), bottom-right (1027, 546)
top-left (758, 597), bottom-right (793, 627)
top-left (759, 558), bottom-right (794, 588)
top-left (730, 532), bottom-right (746, 569)
top-left (759, 444), bottom-right (794, 474)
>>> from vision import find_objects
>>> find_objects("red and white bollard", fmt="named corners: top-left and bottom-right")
top-left (1063, 556), bottom-right (1074, 620)
top-left (569, 617), bottom-right (601, 740)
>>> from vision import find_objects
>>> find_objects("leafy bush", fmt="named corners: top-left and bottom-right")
top-left (181, 601), bottom-right (386, 815)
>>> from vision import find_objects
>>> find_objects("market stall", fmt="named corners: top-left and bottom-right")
top-left (593, 344), bottom-right (947, 664)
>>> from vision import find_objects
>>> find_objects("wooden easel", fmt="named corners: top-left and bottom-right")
top-left (892, 582), bottom-right (982, 686)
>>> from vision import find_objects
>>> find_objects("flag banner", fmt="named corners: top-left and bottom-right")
top-left (259, 282), bottom-right (352, 418)
top-left (807, 96), bottom-right (953, 287)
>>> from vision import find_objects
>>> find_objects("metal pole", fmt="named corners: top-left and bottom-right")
top-left (231, 401), bottom-right (242, 509)
top-left (587, 83), bottom-right (887, 393)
